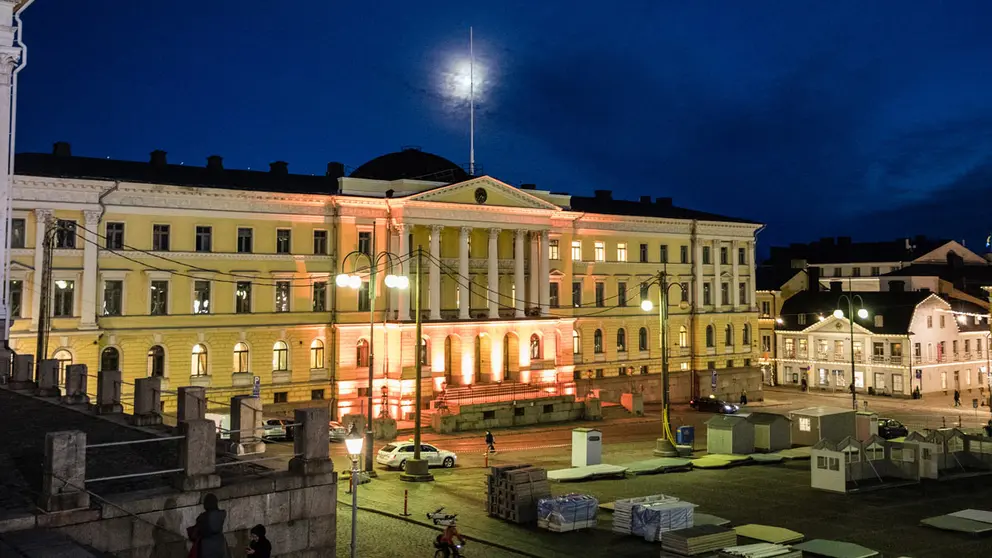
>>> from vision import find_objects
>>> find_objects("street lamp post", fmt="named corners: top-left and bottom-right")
top-left (337, 249), bottom-right (409, 476)
top-left (402, 247), bottom-right (434, 482)
top-left (641, 269), bottom-right (686, 457)
top-left (833, 294), bottom-right (868, 411)
top-left (345, 435), bottom-right (364, 558)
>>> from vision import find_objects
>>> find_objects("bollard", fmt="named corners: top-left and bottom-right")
top-left (177, 386), bottom-right (206, 423)
top-left (40, 430), bottom-right (89, 511)
top-left (94, 369), bottom-right (123, 414)
top-left (484, 449), bottom-right (489, 468)
top-left (230, 395), bottom-right (265, 455)
top-left (289, 407), bottom-right (334, 476)
top-left (173, 419), bottom-right (220, 491)
top-left (9, 354), bottom-right (35, 390)
top-left (36, 359), bottom-right (60, 397)
top-left (401, 489), bottom-right (411, 516)
top-left (63, 364), bottom-right (89, 404)
top-left (0, 349), bottom-right (10, 384)
top-left (132, 377), bottom-right (163, 426)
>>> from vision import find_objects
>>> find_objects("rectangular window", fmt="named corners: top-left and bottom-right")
top-left (276, 229), bottom-right (291, 254)
top-left (549, 239), bottom-right (560, 260)
top-left (738, 247), bottom-right (746, 265)
top-left (680, 246), bottom-right (688, 264)
top-left (358, 280), bottom-right (370, 312)
top-left (639, 243), bottom-right (648, 263)
top-left (914, 343), bottom-right (921, 358)
top-left (616, 243), bottom-right (627, 262)
top-left (55, 220), bottom-right (77, 249)
top-left (739, 282), bottom-right (747, 304)
top-left (193, 280), bottom-right (211, 314)
top-left (953, 340), bottom-right (959, 354)
top-left (834, 267), bottom-right (842, 277)
top-left (53, 279), bottom-right (75, 317)
top-left (978, 339), bottom-right (984, 356)
top-left (572, 281), bottom-right (582, 307)
top-left (659, 245), bottom-right (668, 264)
top-left (727, 359), bottom-right (734, 368)
top-left (236, 281), bottom-right (252, 313)
top-left (681, 282), bottom-right (689, 303)
top-left (237, 228), bottom-right (253, 253)
top-left (761, 301), bottom-right (770, 316)
top-left (595, 282), bottom-right (605, 307)
top-left (720, 246), bottom-right (728, 265)
top-left (358, 231), bottom-right (372, 255)
top-left (275, 281), bottom-right (290, 312)
top-left (761, 335), bottom-right (771, 352)
top-left (196, 226), bottom-right (212, 252)
top-left (871, 266), bottom-right (880, 276)
top-left (703, 283), bottom-right (712, 305)
top-left (617, 282), bottom-right (627, 307)
top-left (852, 267), bottom-right (862, 277)
top-left (274, 392), bottom-right (288, 404)
top-left (702, 246), bottom-right (711, 264)
top-left (549, 282), bottom-right (560, 308)
top-left (594, 241), bottom-right (605, 262)
top-left (940, 315), bottom-right (945, 328)
top-left (150, 280), bottom-right (169, 315)
top-left (10, 218), bottom-right (25, 248)
top-left (152, 224), bottom-right (170, 251)
top-left (720, 283), bottom-right (729, 305)
top-left (311, 389), bottom-right (325, 401)
top-left (798, 314), bottom-right (807, 325)
top-left (571, 241), bottom-right (582, 261)
top-left (9, 280), bottom-right (22, 317)
top-left (105, 222), bottom-right (125, 250)
top-left (313, 230), bottom-right (328, 255)
top-left (640, 284), bottom-right (649, 303)
top-left (102, 280), bottom-right (123, 316)
top-left (313, 281), bottom-right (327, 312)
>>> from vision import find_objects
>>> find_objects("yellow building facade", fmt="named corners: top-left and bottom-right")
top-left (9, 146), bottom-right (763, 416)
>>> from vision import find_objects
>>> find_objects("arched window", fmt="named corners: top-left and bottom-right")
top-left (53, 349), bottom-right (72, 380)
top-left (724, 324), bottom-right (733, 346)
top-left (233, 342), bottom-right (250, 373)
top-left (616, 328), bottom-right (627, 352)
top-left (310, 339), bottom-right (325, 369)
top-left (572, 330), bottom-right (581, 354)
top-left (594, 329), bottom-right (604, 354)
top-left (638, 327), bottom-right (648, 351)
top-left (679, 326), bottom-right (688, 348)
top-left (706, 325), bottom-right (715, 348)
top-left (191, 344), bottom-right (208, 376)
top-left (148, 346), bottom-right (165, 377)
top-left (530, 334), bottom-right (542, 360)
top-left (420, 337), bottom-right (430, 366)
top-left (272, 341), bottom-right (288, 371)
top-left (100, 347), bottom-right (120, 372)
top-left (357, 339), bottom-right (370, 367)
top-left (742, 324), bottom-right (750, 346)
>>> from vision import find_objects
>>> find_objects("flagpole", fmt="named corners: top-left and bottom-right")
top-left (469, 26), bottom-right (475, 176)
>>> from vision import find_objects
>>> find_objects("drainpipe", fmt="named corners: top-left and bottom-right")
top-left (329, 197), bottom-right (339, 420)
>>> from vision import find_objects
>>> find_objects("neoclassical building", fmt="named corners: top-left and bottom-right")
top-left (8, 144), bottom-right (763, 416)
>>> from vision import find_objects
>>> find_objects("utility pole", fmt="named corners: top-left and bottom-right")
top-left (34, 216), bottom-right (54, 371)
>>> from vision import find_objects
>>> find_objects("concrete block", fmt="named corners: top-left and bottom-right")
top-left (266, 515), bottom-right (311, 554)
top-left (131, 376), bottom-right (163, 426)
top-left (63, 364), bottom-right (89, 404)
top-left (36, 359), bottom-right (60, 396)
top-left (290, 407), bottom-right (333, 476)
top-left (0, 350), bottom-right (10, 383)
top-left (177, 386), bottom-right (206, 423)
top-left (9, 353), bottom-right (35, 389)
top-left (94, 369), bottom-right (123, 414)
top-left (431, 413), bottom-right (456, 434)
top-left (39, 430), bottom-right (89, 511)
top-left (307, 513), bottom-right (337, 549)
top-left (263, 490), bottom-right (292, 525)
top-left (173, 419), bottom-right (220, 491)
top-left (230, 395), bottom-right (264, 455)
top-left (584, 398), bottom-right (603, 420)
top-left (621, 392), bottom-right (645, 416)
top-left (372, 416), bottom-right (397, 440)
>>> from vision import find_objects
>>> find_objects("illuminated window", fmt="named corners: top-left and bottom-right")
top-left (571, 241), bottom-right (582, 261)
top-left (639, 327), bottom-right (648, 351)
top-left (594, 329), bottom-right (604, 353)
top-left (679, 326), bottom-right (688, 348)
top-left (193, 281), bottom-right (211, 314)
top-left (233, 342), bottom-right (250, 373)
top-left (594, 241), bottom-right (605, 262)
top-left (549, 239), bottom-right (560, 260)
top-left (310, 339), bottom-right (325, 369)
top-left (616, 243), bottom-right (627, 262)
top-left (530, 334), bottom-right (542, 360)
top-left (616, 329), bottom-right (627, 352)
top-left (148, 346), bottom-right (165, 377)
top-left (272, 341), bottom-right (288, 371)
top-left (191, 344), bottom-right (208, 376)
top-left (572, 330), bottom-right (581, 354)
top-left (798, 417), bottom-right (811, 432)
top-left (357, 339), bottom-right (370, 367)
top-left (53, 349), bottom-right (72, 382)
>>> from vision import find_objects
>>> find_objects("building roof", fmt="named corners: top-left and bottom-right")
top-left (567, 192), bottom-right (760, 224)
top-left (776, 289), bottom-right (933, 335)
top-left (792, 406), bottom-right (856, 418)
top-left (882, 262), bottom-right (992, 284)
top-left (706, 414), bottom-right (748, 428)
top-left (756, 265), bottom-right (804, 291)
top-left (766, 236), bottom-right (949, 266)
top-left (744, 412), bottom-right (790, 425)
top-left (348, 147), bottom-right (471, 182)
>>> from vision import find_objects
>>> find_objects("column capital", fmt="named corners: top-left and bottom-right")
top-left (83, 210), bottom-right (101, 226)
top-left (460, 226), bottom-right (472, 236)
top-left (540, 229), bottom-right (550, 240)
top-left (488, 227), bottom-right (501, 238)
top-left (393, 222), bottom-right (406, 232)
top-left (430, 224), bottom-right (444, 233)
top-left (514, 229), bottom-right (527, 239)
top-left (35, 208), bottom-right (54, 220)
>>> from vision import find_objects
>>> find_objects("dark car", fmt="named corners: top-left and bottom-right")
top-left (689, 395), bottom-right (740, 414)
top-left (878, 418), bottom-right (908, 439)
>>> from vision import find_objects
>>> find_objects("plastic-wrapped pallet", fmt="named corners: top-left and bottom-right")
top-left (612, 494), bottom-right (679, 535)
top-left (537, 493), bottom-right (599, 532)
top-left (631, 501), bottom-right (696, 542)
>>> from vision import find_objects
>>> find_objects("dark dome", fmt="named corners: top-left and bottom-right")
top-left (350, 147), bottom-right (470, 182)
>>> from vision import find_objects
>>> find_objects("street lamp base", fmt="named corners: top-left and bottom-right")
top-left (399, 459), bottom-right (435, 482)
top-left (653, 438), bottom-right (679, 457)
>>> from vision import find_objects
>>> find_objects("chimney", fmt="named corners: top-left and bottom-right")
top-left (326, 162), bottom-right (345, 179)
top-left (655, 197), bottom-right (672, 207)
top-left (807, 267), bottom-right (821, 292)
top-left (52, 142), bottom-right (72, 157)
top-left (385, 189), bottom-right (394, 199)
top-left (206, 155), bottom-right (223, 171)
top-left (594, 190), bottom-right (612, 200)
top-left (639, 195), bottom-right (652, 204)
top-left (889, 280), bottom-right (905, 293)
top-left (520, 183), bottom-right (536, 190)
top-left (829, 281), bottom-right (842, 293)
top-left (269, 161), bottom-right (288, 174)
top-left (150, 150), bottom-right (167, 167)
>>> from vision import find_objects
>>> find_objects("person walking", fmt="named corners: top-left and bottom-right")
top-left (186, 493), bottom-right (231, 558)
top-left (246, 524), bottom-right (271, 558)
top-left (739, 389), bottom-right (748, 406)
top-left (954, 389), bottom-right (961, 407)
top-left (485, 430), bottom-right (496, 454)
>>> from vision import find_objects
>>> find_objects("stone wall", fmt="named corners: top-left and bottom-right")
top-left (573, 368), bottom-right (763, 404)
top-left (431, 395), bottom-right (598, 433)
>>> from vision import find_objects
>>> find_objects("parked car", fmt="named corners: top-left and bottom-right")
top-left (689, 395), bottom-right (740, 414)
top-left (263, 418), bottom-right (295, 440)
top-left (376, 442), bottom-right (457, 470)
top-left (329, 421), bottom-right (347, 442)
top-left (878, 418), bottom-right (908, 439)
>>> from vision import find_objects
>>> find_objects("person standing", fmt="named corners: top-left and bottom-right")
top-left (187, 493), bottom-right (231, 558)
top-left (954, 389), bottom-right (961, 407)
top-left (485, 430), bottom-right (496, 453)
top-left (739, 389), bottom-right (748, 406)
top-left (246, 525), bottom-right (271, 558)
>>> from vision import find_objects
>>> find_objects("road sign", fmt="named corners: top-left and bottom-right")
top-left (252, 375), bottom-right (261, 398)
top-left (711, 370), bottom-right (717, 389)
top-left (915, 370), bottom-right (922, 380)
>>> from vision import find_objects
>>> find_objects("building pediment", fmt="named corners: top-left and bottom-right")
top-left (403, 176), bottom-right (560, 211)
top-left (800, 315), bottom-right (874, 336)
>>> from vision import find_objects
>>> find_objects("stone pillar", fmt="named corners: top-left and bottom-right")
top-left (747, 241), bottom-right (757, 309)
top-left (30, 209), bottom-right (53, 331)
top-left (79, 210), bottom-right (100, 329)
top-left (713, 240), bottom-right (722, 307)
top-left (289, 407), bottom-right (334, 475)
top-left (459, 227), bottom-right (471, 319)
top-left (396, 224), bottom-right (410, 321)
top-left (539, 230), bottom-right (551, 316)
top-left (529, 233), bottom-right (539, 312)
top-left (40, 431), bottom-right (89, 511)
top-left (63, 363), bottom-right (89, 404)
top-left (95, 369), bottom-right (123, 414)
top-left (429, 225), bottom-right (442, 320)
top-left (732, 240), bottom-right (741, 308)
top-left (488, 228), bottom-right (500, 319)
top-left (694, 239), bottom-right (704, 306)
top-left (9, 353), bottom-right (33, 389)
top-left (132, 376), bottom-right (163, 426)
top-left (230, 395), bottom-right (265, 455)
top-left (0, 33), bottom-right (19, 335)
top-left (0, 349), bottom-right (9, 384)
top-left (36, 359), bottom-right (60, 397)
top-left (514, 230), bottom-right (525, 318)
top-left (177, 386), bottom-right (206, 423)
top-left (174, 419), bottom-right (220, 491)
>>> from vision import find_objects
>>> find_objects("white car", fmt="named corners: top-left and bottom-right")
top-left (376, 442), bottom-right (457, 470)
top-left (328, 421), bottom-right (347, 443)
top-left (263, 418), bottom-right (294, 440)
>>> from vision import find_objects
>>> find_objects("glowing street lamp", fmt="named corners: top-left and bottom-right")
top-left (345, 435), bottom-right (364, 558)
top-left (641, 270), bottom-right (689, 457)
top-left (835, 294), bottom-right (869, 410)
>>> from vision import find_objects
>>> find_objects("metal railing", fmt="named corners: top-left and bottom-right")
top-left (439, 380), bottom-right (575, 407)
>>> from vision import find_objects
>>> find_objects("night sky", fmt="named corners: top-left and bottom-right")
top-left (16, 1), bottom-right (992, 250)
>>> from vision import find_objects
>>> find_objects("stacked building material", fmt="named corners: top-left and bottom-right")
top-left (719, 543), bottom-right (801, 558)
top-left (486, 464), bottom-right (550, 524)
top-left (632, 501), bottom-right (697, 542)
top-left (661, 524), bottom-right (737, 556)
top-left (537, 493), bottom-right (599, 532)
top-left (612, 494), bottom-right (679, 535)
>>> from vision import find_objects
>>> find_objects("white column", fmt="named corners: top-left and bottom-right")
top-left (0, 40), bottom-right (19, 339)
top-left (79, 210), bottom-right (100, 329)
top-left (693, 239), bottom-right (704, 307)
top-left (539, 230), bottom-right (550, 316)
top-left (396, 224), bottom-right (410, 321)
top-left (488, 228), bottom-right (500, 319)
top-left (30, 209), bottom-right (53, 330)
top-left (713, 240), bottom-right (722, 308)
top-left (459, 227), bottom-right (471, 319)
top-left (747, 241), bottom-right (757, 309)
top-left (429, 225), bottom-right (442, 320)
top-left (528, 234), bottom-right (539, 311)
top-left (514, 230), bottom-right (525, 318)
top-left (732, 240), bottom-right (741, 308)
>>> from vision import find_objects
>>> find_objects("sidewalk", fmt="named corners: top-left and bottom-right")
top-left (765, 385), bottom-right (992, 416)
